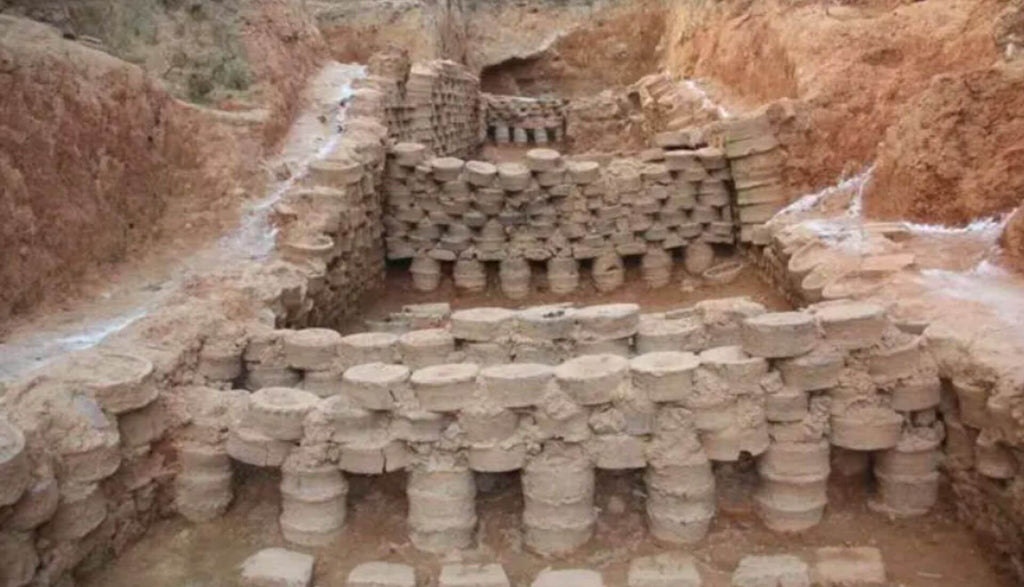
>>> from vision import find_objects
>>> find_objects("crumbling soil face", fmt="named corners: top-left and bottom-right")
top-left (319, 0), bottom-right (467, 68)
top-left (0, 2), bottom-right (328, 323)
top-left (240, 0), bottom-right (329, 144)
top-left (477, 0), bottom-right (667, 98)
top-left (865, 62), bottom-right (1024, 225)
top-left (468, 0), bottom-right (629, 70)
top-left (665, 3), bottom-right (797, 106)
top-left (0, 18), bottom-right (257, 323)
top-left (321, 0), bottom-right (666, 99)
top-left (0, 18), bottom-right (179, 321)
top-left (665, 0), bottom-right (1003, 197)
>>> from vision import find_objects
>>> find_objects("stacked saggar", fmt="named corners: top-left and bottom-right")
top-left (649, 110), bottom-right (787, 247)
top-left (483, 93), bottom-right (568, 145)
top-left (269, 88), bottom-right (390, 327)
top-left (339, 549), bottom-right (886, 587)
top-left (746, 217), bottom-right (1024, 573)
top-left (1, 352), bottom-right (175, 587)
top-left (370, 59), bottom-right (482, 159)
top-left (383, 145), bottom-right (733, 294)
top-left (0, 60), bottom-right (407, 585)
top-left (749, 221), bottom-right (920, 306)
top-left (0, 296), bottom-right (953, 585)
top-left (649, 129), bottom-right (735, 246)
top-left (203, 297), bottom-right (944, 555)
top-left (365, 48), bottom-right (412, 147)
top-left (718, 113), bottom-right (787, 245)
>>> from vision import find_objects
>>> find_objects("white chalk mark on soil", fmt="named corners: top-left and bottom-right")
top-left (682, 78), bottom-right (731, 119)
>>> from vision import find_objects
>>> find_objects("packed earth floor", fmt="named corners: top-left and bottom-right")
top-left (82, 470), bottom-right (1011, 587)
top-left (336, 258), bottom-right (791, 333)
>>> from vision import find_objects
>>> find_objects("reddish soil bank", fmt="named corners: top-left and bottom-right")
top-left (665, 0), bottom-right (1003, 197)
top-left (866, 61), bottom-right (1024, 226)
top-left (0, 1), bottom-right (326, 323)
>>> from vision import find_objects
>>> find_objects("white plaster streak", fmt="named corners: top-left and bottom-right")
top-left (56, 308), bottom-right (150, 349)
top-left (222, 64), bottom-right (366, 259)
top-left (901, 210), bottom-right (1013, 237)
top-left (682, 79), bottom-right (730, 119)
top-left (778, 165), bottom-right (876, 217)
top-left (917, 261), bottom-right (1024, 327)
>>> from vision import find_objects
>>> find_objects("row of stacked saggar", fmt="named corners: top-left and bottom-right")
top-left (382, 145), bottom-right (741, 295)
top-left (0, 52), bottom-right (410, 587)
top-left (0, 50), bottom-right (1013, 587)
top-left (482, 93), bottom-right (568, 145)
top-left (130, 298), bottom-right (950, 556)
top-left (744, 218), bottom-right (1024, 574)
top-left (363, 57), bottom-right (483, 160)
top-left (651, 111), bottom-right (786, 246)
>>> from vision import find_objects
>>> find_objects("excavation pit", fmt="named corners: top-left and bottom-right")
top-left (1, 13), bottom-right (1021, 587)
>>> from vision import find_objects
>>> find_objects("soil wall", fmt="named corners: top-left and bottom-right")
top-left (0, 3), bottom-right (328, 322)
top-left (663, 0), bottom-right (1003, 199)
top-left (317, 0), bottom-right (666, 98)
top-left (0, 18), bottom-right (197, 321)
top-left (1002, 209), bottom-right (1024, 272)
top-left (317, 0), bottom-right (469, 65)
top-left (866, 62), bottom-right (1024, 225)
top-left (240, 0), bottom-right (330, 146)
top-left (473, 0), bottom-right (668, 98)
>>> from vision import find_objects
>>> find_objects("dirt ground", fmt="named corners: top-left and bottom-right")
top-left (80, 468), bottom-right (1015, 587)
top-left (337, 251), bottom-right (789, 334)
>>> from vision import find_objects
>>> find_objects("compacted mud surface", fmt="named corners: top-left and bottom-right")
top-left (81, 470), bottom-right (1013, 587)
top-left (338, 256), bottom-right (790, 334)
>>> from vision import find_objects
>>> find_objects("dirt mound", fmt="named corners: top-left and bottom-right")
top-left (865, 62), bottom-right (1024, 225)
